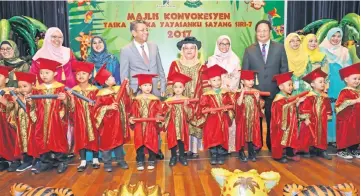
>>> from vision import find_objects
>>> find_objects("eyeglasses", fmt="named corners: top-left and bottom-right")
top-left (256, 30), bottom-right (270, 34)
top-left (219, 43), bottom-right (230, 47)
top-left (51, 35), bottom-right (63, 40)
top-left (136, 29), bottom-right (149, 33)
top-left (0, 48), bottom-right (12, 52)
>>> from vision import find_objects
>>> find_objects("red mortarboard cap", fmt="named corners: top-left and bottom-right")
top-left (132, 74), bottom-right (158, 86)
top-left (72, 61), bottom-right (94, 74)
top-left (240, 70), bottom-right (257, 80)
top-left (35, 58), bottom-right (62, 72)
top-left (339, 63), bottom-right (360, 80)
top-left (203, 64), bottom-right (227, 79)
top-left (302, 67), bottom-right (328, 83)
top-left (94, 64), bottom-right (111, 85)
top-left (0, 66), bottom-right (14, 78)
top-left (272, 71), bottom-right (293, 86)
top-left (167, 72), bottom-right (192, 86)
top-left (14, 72), bottom-right (37, 84)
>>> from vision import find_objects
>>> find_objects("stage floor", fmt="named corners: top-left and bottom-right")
top-left (0, 144), bottom-right (359, 196)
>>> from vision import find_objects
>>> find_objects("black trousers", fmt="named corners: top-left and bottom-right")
top-left (260, 97), bottom-right (272, 151)
top-left (22, 153), bottom-right (33, 163)
top-left (170, 140), bottom-right (185, 157)
top-left (79, 149), bottom-right (99, 161)
top-left (40, 151), bottom-right (68, 164)
top-left (209, 145), bottom-right (226, 156)
top-left (136, 145), bottom-right (156, 162)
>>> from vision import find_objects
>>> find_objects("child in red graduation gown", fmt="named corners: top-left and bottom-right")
top-left (0, 66), bottom-right (16, 171)
top-left (298, 68), bottom-right (332, 160)
top-left (198, 64), bottom-right (234, 165)
top-left (10, 72), bottom-right (37, 172)
top-left (129, 74), bottom-right (162, 171)
top-left (234, 70), bottom-right (263, 162)
top-left (271, 72), bottom-right (304, 163)
top-left (93, 64), bottom-right (130, 172)
top-left (335, 63), bottom-right (360, 159)
top-left (163, 72), bottom-right (193, 167)
top-left (68, 61), bottom-right (99, 172)
top-left (30, 58), bottom-right (69, 174)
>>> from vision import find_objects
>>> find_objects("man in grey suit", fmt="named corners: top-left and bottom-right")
top-left (242, 20), bottom-right (288, 153)
top-left (119, 20), bottom-right (166, 160)
top-left (120, 20), bottom-right (166, 97)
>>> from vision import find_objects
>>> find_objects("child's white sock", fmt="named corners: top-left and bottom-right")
top-left (93, 158), bottom-right (99, 164)
top-left (79, 160), bottom-right (87, 167)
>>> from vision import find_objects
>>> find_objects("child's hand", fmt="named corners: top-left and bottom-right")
top-left (184, 99), bottom-right (189, 108)
top-left (57, 92), bottom-right (66, 100)
top-left (304, 119), bottom-right (311, 126)
top-left (24, 94), bottom-right (32, 103)
top-left (155, 114), bottom-right (162, 122)
top-left (89, 101), bottom-right (95, 106)
top-left (108, 102), bottom-right (118, 110)
top-left (237, 89), bottom-right (245, 106)
top-left (0, 95), bottom-right (8, 106)
top-left (129, 117), bottom-right (135, 124)
top-left (296, 97), bottom-right (306, 107)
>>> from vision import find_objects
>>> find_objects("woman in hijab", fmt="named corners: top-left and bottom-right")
top-left (303, 34), bottom-right (329, 73)
top-left (30, 27), bottom-right (77, 88)
top-left (207, 35), bottom-right (241, 91)
top-left (167, 36), bottom-right (209, 158)
top-left (87, 36), bottom-right (120, 84)
top-left (0, 40), bottom-right (30, 87)
top-left (319, 27), bottom-right (352, 144)
top-left (207, 35), bottom-right (240, 153)
top-left (285, 33), bottom-right (310, 95)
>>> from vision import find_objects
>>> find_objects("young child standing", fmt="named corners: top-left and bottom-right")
top-left (94, 64), bottom-right (130, 172)
top-left (234, 70), bottom-right (263, 162)
top-left (10, 72), bottom-right (38, 172)
top-left (198, 64), bottom-right (234, 165)
top-left (129, 74), bottom-right (162, 171)
top-left (335, 63), bottom-right (360, 159)
top-left (30, 58), bottom-right (69, 174)
top-left (298, 67), bottom-right (332, 160)
top-left (163, 72), bottom-right (193, 167)
top-left (0, 66), bottom-right (16, 171)
top-left (271, 72), bottom-right (304, 163)
top-left (68, 61), bottom-right (100, 172)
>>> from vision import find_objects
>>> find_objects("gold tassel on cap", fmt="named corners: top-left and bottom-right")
top-left (93, 68), bottom-right (96, 78)
top-left (255, 74), bottom-right (259, 86)
top-left (61, 66), bottom-right (66, 81)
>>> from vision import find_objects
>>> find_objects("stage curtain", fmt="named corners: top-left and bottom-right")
top-left (287, 1), bottom-right (360, 33)
top-left (0, 1), bottom-right (69, 56)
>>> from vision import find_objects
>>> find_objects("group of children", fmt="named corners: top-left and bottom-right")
top-left (0, 57), bottom-right (359, 174)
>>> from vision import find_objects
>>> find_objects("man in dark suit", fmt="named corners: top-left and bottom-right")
top-left (242, 20), bottom-right (289, 152)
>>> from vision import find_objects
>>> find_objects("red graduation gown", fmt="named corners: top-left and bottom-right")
top-left (163, 96), bottom-right (193, 150)
top-left (198, 89), bottom-right (234, 150)
top-left (0, 91), bottom-right (16, 161)
top-left (32, 82), bottom-right (69, 154)
top-left (271, 93), bottom-right (299, 159)
top-left (94, 86), bottom-right (130, 151)
top-left (14, 98), bottom-right (38, 158)
top-left (335, 87), bottom-right (360, 149)
top-left (71, 85), bottom-right (99, 154)
top-left (130, 94), bottom-right (162, 154)
top-left (298, 91), bottom-right (332, 151)
top-left (234, 90), bottom-right (263, 151)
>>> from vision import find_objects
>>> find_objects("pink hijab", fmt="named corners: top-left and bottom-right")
top-left (207, 35), bottom-right (240, 73)
top-left (32, 27), bottom-right (70, 65)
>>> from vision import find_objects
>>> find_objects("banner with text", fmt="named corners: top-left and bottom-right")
top-left (68, 0), bottom-right (285, 74)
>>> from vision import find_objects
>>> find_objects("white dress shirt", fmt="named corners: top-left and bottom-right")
top-left (133, 40), bottom-right (149, 59)
top-left (258, 40), bottom-right (270, 63)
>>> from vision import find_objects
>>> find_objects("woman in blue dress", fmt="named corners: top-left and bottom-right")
top-left (319, 27), bottom-right (352, 144)
top-left (87, 36), bottom-right (121, 85)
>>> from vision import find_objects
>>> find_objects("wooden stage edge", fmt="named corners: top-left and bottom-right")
top-left (0, 148), bottom-right (359, 196)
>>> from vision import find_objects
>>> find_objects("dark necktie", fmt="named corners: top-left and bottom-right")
top-left (261, 44), bottom-right (267, 63)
